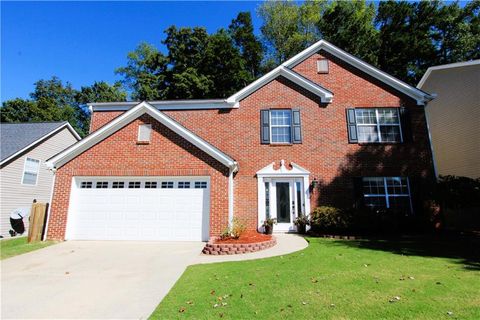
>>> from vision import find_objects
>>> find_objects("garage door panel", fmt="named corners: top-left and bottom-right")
top-left (67, 177), bottom-right (210, 241)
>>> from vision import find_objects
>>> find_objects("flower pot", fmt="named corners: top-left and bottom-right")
top-left (297, 224), bottom-right (306, 234)
top-left (264, 225), bottom-right (273, 235)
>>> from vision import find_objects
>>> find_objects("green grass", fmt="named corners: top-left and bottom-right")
top-left (151, 237), bottom-right (480, 319)
top-left (0, 237), bottom-right (56, 260)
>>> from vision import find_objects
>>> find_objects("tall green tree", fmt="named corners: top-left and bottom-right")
top-left (117, 12), bottom-right (262, 100)
top-left (259, 0), bottom-right (324, 64)
top-left (318, 0), bottom-right (378, 65)
top-left (228, 12), bottom-right (264, 79)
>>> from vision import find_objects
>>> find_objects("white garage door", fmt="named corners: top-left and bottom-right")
top-left (66, 177), bottom-right (210, 241)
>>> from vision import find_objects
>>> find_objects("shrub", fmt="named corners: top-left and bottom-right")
top-left (230, 217), bottom-right (246, 239)
top-left (310, 206), bottom-right (351, 232)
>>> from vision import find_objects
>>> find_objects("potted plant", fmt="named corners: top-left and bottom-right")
top-left (294, 214), bottom-right (309, 234)
top-left (262, 218), bottom-right (277, 235)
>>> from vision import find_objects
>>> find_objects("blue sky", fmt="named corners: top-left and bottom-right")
top-left (1, 1), bottom-right (262, 102)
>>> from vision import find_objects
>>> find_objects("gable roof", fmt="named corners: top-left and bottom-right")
top-left (46, 102), bottom-right (238, 170)
top-left (0, 122), bottom-right (81, 165)
top-left (417, 59), bottom-right (480, 89)
top-left (227, 39), bottom-right (434, 106)
top-left (227, 67), bottom-right (333, 105)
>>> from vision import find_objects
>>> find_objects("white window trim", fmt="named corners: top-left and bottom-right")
top-left (269, 110), bottom-right (293, 144)
top-left (356, 108), bottom-right (403, 143)
top-left (21, 157), bottom-right (40, 186)
top-left (363, 177), bottom-right (413, 213)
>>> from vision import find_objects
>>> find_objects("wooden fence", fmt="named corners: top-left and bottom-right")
top-left (27, 203), bottom-right (49, 243)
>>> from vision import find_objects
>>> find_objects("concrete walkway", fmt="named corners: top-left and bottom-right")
top-left (1, 234), bottom-right (307, 319)
top-left (194, 233), bottom-right (308, 264)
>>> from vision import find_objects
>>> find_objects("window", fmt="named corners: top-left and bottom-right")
top-left (80, 181), bottom-right (93, 188)
top-left (22, 157), bottom-right (40, 185)
top-left (194, 181), bottom-right (207, 189)
top-left (145, 181), bottom-right (157, 188)
top-left (112, 181), bottom-right (124, 188)
top-left (265, 182), bottom-right (270, 219)
top-left (362, 177), bottom-right (412, 213)
top-left (161, 181), bottom-right (174, 189)
top-left (178, 181), bottom-right (190, 189)
top-left (270, 110), bottom-right (292, 143)
top-left (128, 181), bottom-right (141, 188)
top-left (355, 108), bottom-right (402, 143)
top-left (96, 181), bottom-right (109, 188)
top-left (317, 59), bottom-right (329, 73)
top-left (138, 124), bottom-right (152, 142)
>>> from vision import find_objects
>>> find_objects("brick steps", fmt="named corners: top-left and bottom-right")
top-left (202, 237), bottom-right (277, 255)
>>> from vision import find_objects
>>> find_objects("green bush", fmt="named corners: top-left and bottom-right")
top-left (310, 206), bottom-right (351, 232)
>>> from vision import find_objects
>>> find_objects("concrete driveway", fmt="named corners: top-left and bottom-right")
top-left (1, 241), bottom-right (205, 319)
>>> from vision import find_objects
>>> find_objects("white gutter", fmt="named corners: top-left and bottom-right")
top-left (42, 168), bottom-right (56, 241)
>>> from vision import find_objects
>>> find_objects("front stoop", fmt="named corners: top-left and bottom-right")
top-left (202, 237), bottom-right (277, 255)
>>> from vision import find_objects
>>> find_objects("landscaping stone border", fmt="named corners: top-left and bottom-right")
top-left (202, 237), bottom-right (277, 255)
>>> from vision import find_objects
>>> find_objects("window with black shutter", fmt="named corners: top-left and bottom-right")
top-left (260, 109), bottom-right (302, 144)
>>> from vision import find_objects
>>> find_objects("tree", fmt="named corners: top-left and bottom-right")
top-left (229, 12), bottom-right (264, 78)
top-left (117, 13), bottom-right (261, 99)
top-left (1, 77), bottom-right (127, 137)
top-left (259, 0), bottom-right (324, 64)
top-left (115, 42), bottom-right (168, 100)
top-left (318, 0), bottom-right (378, 65)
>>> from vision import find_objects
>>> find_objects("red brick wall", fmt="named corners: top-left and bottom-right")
top-left (53, 49), bottom-right (434, 239)
top-left (47, 114), bottom-right (229, 240)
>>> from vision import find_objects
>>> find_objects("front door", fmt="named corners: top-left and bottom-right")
top-left (272, 179), bottom-right (304, 232)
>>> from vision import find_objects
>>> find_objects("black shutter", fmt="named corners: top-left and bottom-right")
top-left (292, 109), bottom-right (302, 144)
top-left (400, 107), bottom-right (412, 143)
top-left (260, 109), bottom-right (270, 144)
top-left (346, 108), bottom-right (358, 143)
top-left (353, 177), bottom-right (364, 209)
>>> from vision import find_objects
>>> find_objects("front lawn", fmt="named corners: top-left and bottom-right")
top-left (152, 237), bottom-right (480, 319)
top-left (0, 237), bottom-right (56, 260)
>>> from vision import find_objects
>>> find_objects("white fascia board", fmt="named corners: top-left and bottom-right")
top-left (1, 122), bottom-right (80, 166)
top-left (89, 99), bottom-right (236, 112)
top-left (417, 59), bottom-right (480, 89)
top-left (46, 102), bottom-right (235, 170)
top-left (282, 40), bottom-right (433, 105)
top-left (227, 67), bottom-right (333, 104)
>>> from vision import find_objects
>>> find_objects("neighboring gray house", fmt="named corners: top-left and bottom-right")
top-left (0, 122), bottom-right (80, 237)
top-left (418, 60), bottom-right (480, 179)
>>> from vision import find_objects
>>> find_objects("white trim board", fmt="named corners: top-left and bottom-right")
top-left (46, 101), bottom-right (238, 170)
top-left (88, 99), bottom-right (236, 112)
top-left (0, 122), bottom-right (81, 166)
top-left (417, 59), bottom-right (480, 89)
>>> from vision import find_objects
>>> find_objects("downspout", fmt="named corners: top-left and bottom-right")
top-left (423, 96), bottom-right (439, 181)
top-left (42, 167), bottom-right (56, 241)
top-left (228, 162), bottom-right (238, 227)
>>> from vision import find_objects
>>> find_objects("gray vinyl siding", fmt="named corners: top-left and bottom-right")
top-left (421, 64), bottom-right (480, 179)
top-left (0, 128), bottom-right (78, 236)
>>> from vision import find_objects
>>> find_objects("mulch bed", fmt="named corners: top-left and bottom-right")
top-left (214, 230), bottom-right (272, 244)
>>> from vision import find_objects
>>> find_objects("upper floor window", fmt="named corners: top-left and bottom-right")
top-left (260, 109), bottom-right (302, 144)
top-left (138, 124), bottom-right (152, 143)
top-left (347, 108), bottom-right (403, 143)
top-left (22, 157), bottom-right (40, 185)
top-left (270, 110), bottom-right (292, 143)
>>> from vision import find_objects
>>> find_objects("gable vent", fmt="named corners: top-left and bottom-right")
top-left (317, 59), bottom-right (329, 74)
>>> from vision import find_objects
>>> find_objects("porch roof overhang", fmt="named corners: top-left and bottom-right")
top-left (256, 160), bottom-right (310, 178)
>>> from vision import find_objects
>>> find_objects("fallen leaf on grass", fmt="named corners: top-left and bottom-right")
top-left (213, 304), bottom-right (219, 308)
top-left (408, 276), bottom-right (415, 280)
top-left (330, 304), bottom-right (335, 308)
top-left (179, 307), bottom-right (186, 313)
top-left (249, 283), bottom-right (255, 286)
top-left (389, 296), bottom-right (401, 303)
top-left (211, 290), bottom-right (216, 295)
top-left (186, 301), bottom-right (193, 305)
top-left (222, 302), bottom-right (227, 306)
top-left (311, 277), bottom-right (318, 283)
top-left (447, 311), bottom-right (454, 316)
top-left (302, 301), bottom-right (308, 305)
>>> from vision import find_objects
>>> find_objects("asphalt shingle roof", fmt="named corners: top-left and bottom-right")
top-left (1, 122), bottom-right (68, 162)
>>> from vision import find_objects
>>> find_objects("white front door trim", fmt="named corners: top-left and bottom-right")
top-left (256, 160), bottom-right (310, 232)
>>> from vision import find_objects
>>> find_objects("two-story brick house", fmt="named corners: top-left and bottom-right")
top-left (45, 40), bottom-right (435, 241)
